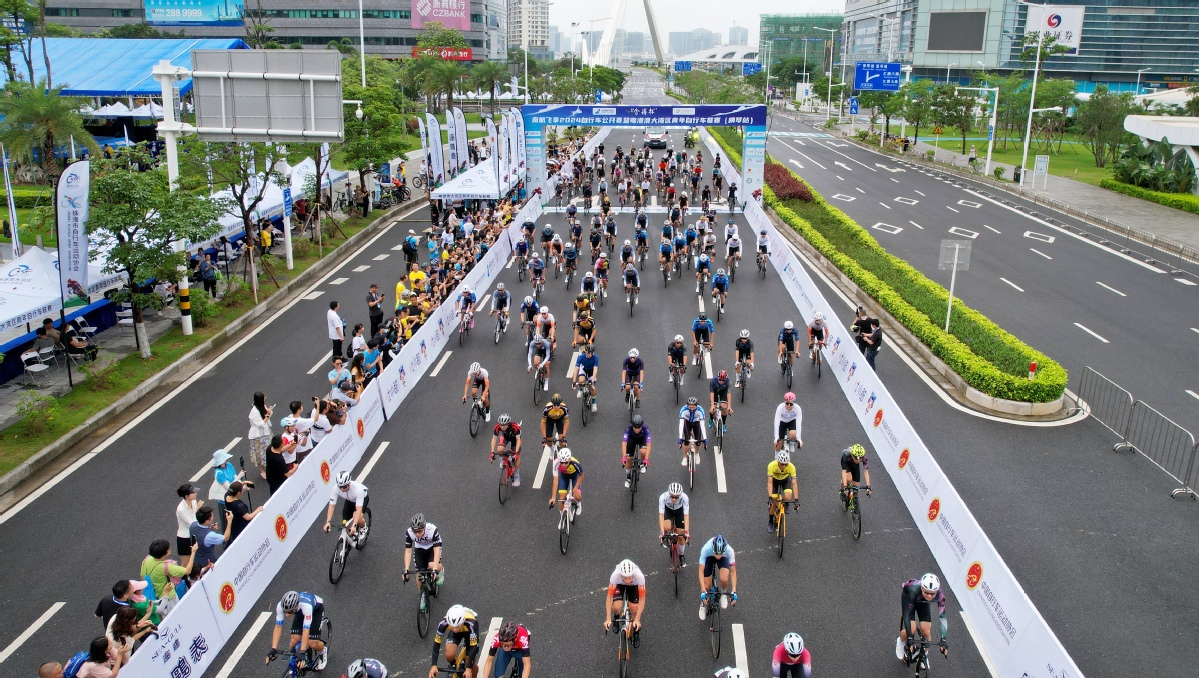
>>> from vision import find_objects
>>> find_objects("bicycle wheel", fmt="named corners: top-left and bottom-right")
top-left (559, 509), bottom-right (571, 555)
top-left (786, 361), bottom-right (793, 389)
top-left (417, 589), bottom-right (431, 638)
top-left (328, 536), bottom-right (347, 584)
top-left (494, 318), bottom-right (502, 344)
top-left (629, 461), bottom-right (638, 511)
top-left (777, 510), bottom-right (786, 558)
top-left (673, 371), bottom-right (680, 404)
top-left (709, 602), bottom-right (722, 659)
top-left (458, 325), bottom-right (465, 347)
top-left (716, 299), bottom-right (722, 322)
top-left (817, 352), bottom-right (822, 379)
top-left (688, 447), bottom-right (695, 490)
top-left (628, 391), bottom-right (636, 422)
top-left (629, 292), bottom-right (635, 317)
top-left (498, 462), bottom-right (510, 505)
top-left (355, 508), bottom-right (372, 550)
top-left (517, 263), bottom-right (526, 283)
top-left (468, 403), bottom-right (482, 438)
top-left (739, 369), bottom-right (747, 403)
top-left (671, 545), bottom-right (681, 597)
top-left (320, 617), bottom-right (332, 653)
top-left (851, 498), bottom-right (862, 540)
top-left (729, 262), bottom-right (736, 283)
top-left (715, 417), bottom-right (724, 450)
top-left (618, 628), bottom-right (630, 678)
top-left (580, 391), bottom-right (590, 427)
top-left (533, 373), bottom-right (542, 406)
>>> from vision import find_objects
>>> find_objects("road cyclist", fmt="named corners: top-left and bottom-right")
top-left (490, 414), bottom-right (523, 487)
top-left (266, 591), bottom-right (328, 671)
top-left (603, 559), bottom-right (647, 641)
top-left (897, 574), bottom-right (949, 670)
top-left (733, 330), bottom-right (754, 388)
top-left (488, 283), bottom-right (510, 334)
top-left (697, 535), bottom-right (737, 619)
top-left (772, 633), bottom-right (812, 678)
top-left (480, 621), bottom-right (531, 678)
top-left (678, 397), bottom-right (709, 467)
top-left (461, 362), bottom-right (491, 422)
top-left (658, 482), bottom-right (690, 562)
top-left (773, 392), bottom-right (802, 452)
top-left (347, 658), bottom-right (389, 678)
top-left (840, 443), bottom-right (872, 504)
top-left (402, 513), bottom-right (445, 588)
top-left (573, 343), bottom-right (600, 411)
top-left (692, 313), bottom-right (714, 367)
top-left (429, 604), bottom-right (481, 678)
top-left (708, 370), bottom-right (734, 432)
top-left (323, 471), bottom-right (368, 542)
top-left (622, 415), bottom-right (652, 487)
top-left (547, 447), bottom-right (584, 514)
top-left (766, 450), bottom-right (799, 533)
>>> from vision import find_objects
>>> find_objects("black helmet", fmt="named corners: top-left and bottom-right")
top-left (631, 414), bottom-right (644, 427)
top-left (498, 620), bottom-right (520, 642)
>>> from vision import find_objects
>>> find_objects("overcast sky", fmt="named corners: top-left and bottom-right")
top-left (548, 0), bottom-right (845, 49)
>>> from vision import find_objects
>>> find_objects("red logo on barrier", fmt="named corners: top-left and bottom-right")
top-left (219, 582), bottom-right (236, 613)
top-left (320, 461), bottom-right (331, 484)
top-left (356, 418), bottom-right (366, 439)
top-left (275, 514), bottom-right (288, 541)
top-left (873, 409), bottom-right (884, 428)
top-left (966, 562), bottom-right (984, 590)
top-left (927, 497), bottom-right (941, 522)
top-left (898, 448), bottom-right (910, 469)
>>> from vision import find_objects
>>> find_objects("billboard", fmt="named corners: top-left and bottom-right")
top-left (926, 11), bottom-right (987, 52)
top-left (412, 0), bottom-right (470, 30)
top-left (145, 0), bottom-right (244, 27)
top-left (1025, 4), bottom-right (1085, 56)
top-left (412, 47), bottom-right (473, 61)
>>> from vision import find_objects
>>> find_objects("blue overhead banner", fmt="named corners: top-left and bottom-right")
top-left (674, 61), bottom-right (692, 72)
top-left (854, 61), bottom-right (902, 92)
top-left (145, 0), bottom-right (245, 27)
top-left (742, 62), bottom-right (762, 76)
top-left (521, 104), bottom-right (767, 128)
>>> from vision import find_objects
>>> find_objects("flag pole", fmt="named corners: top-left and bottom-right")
top-left (53, 167), bottom-right (74, 388)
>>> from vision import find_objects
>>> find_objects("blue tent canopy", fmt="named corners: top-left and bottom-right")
top-left (0, 37), bottom-right (248, 98)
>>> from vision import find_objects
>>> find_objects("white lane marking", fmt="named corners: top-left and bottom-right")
top-left (1000, 278), bottom-right (1025, 292)
top-left (565, 350), bottom-right (580, 379)
top-left (830, 194), bottom-right (856, 202)
top-left (391, 243), bottom-right (406, 251)
top-left (302, 290), bottom-right (325, 300)
top-left (352, 265), bottom-right (371, 272)
top-left (914, 190), bottom-right (925, 196)
top-left (372, 253), bottom-right (389, 261)
top-left (357, 441), bottom-right (390, 481)
top-left (796, 151), bottom-right (826, 170)
top-left (835, 175), bottom-right (844, 180)
top-left (328, 277), bottom-right (350, 285)
top-left (0, 602), bottom-right (66, 663)
top-left (1096, 281), bottom-right (1127, 297)
top-left (1177, 278), bottom-right (1197, 286)
top-left (1074, 323), bottom-right (1110, 343)
top-left (853, 187), bottom-right (865, 194)
top-left (946, 206), bottom-right (960, 213)
top-left (890, 177), bottom-right (900, 183)
top-left (714, 444), bottom-right (728, 494)
top-left (308, 349), bottom-right (333, 375)
top-left (788, 159), bottom-right (804, 170)
top-left (479, 293), bottom-right (492, 309)
top-left (957, 199), bottom-right (981, 208)
top-left (484, 617), bottom-right (503, 658)
top-left (880, 202), bottom-right (892, 209)
top-left (190, 437), bottom-right (244, 482)
top-left (908, 221), bottom-right (924, 230)
top-left (948, 227), bottom-right (978, 239)
top-left (697, 295), bottom-right (705, 313)
top-left (959, 610), bottom-right (1001, 678)
top-left (895, 196), bottom-right (918, 205)
top-left (1024, 231), bottom-right (1055, 243)
top-left (983, 225), bottom-right (1001, 234)
top-left (1192, 328), bottom-right (1199, 334)
top-left (532, 444), bottom-right (553, 489)
top-left (429, 350), bottom-right (453, 377)
top-left (820, 141), bottom-right (877, 170)
top-left (506, 256), bottom-right (515, 269)
top-left (835, 161), bottom-right (854, 172)
top-left (1, 453), bottom-right (96, 524)
top-left (1030, 248), bottom-right (1053, 260)
top-left (732, 623), bottom-right (749, 674)
top-left (213, 611), bottom-right (273, 678)
top-left (872, 222), bottom-right (903, 235)
top-left (1186, 389), bottom-right (1199, 402)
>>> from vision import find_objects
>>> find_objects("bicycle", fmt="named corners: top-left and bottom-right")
top-left (757, 250), bottom-right (768, 278)
top-left (662, 531), bottom-right (686, 597)
top-left (695, 341), bottom-right (711, 370)
top-left (437, 645), bottom-right (473, 677)
top-left (905, 637), bottom-right (947, 678)
top-left (532, 361), bottom-right (549, 405)
top-left (627, 286), bottom-right (638, 317)
top-left (683, 436), bottom-right (700, 490)
top-left (781, 349), bottom-right (794, 389)
top-left (533, 275), bottom-right (545, 300)
top-left (702, 580), bottom-right (725, 659)
top-left (810, 341), bottom-right (824, 379)
top-left (515, 254), bottom-right (528, 282)
top-left (493, 444), bottom-right (519, 505)
top-left (669, 361), bottom-right (685, 404)
top-left (626, 446), bottom-right (644, 510)
top-left (564, 260), bottom-right (577, 288)
top-left (411, 174), bottom-right (425, 189)
top-left (328, 511), bottom-right (372, 584)
top-left (404, 568), bottom-right (441, 638)
top-left (457, 310), bottom-right (473, 346)
top-left (713, 292), bottom-right (724, 323)
top-left (736, 362), bottom-right (751, 403)
top-left (840, 484), bottom-right (870, 540)
top-left (623, 381), bottom-right (641, 422)
top-left (770, 494), bottom-right (800, 558)
top-left (726, 255), bottom-right (737, 283)
top-left (711, 402), bottom-right (728, 450)
top-left (272, 617), bottom-right (332, 678)
top-left (576, 377), bottom-right (596, 426)
top-left (636, 244), bottom-right (648, 271)
top-left (606, 591), bottom-right (636, 678)
top-left (492, 310), bottom-right (509, 345)
top-left (552, 482), bottom-right (581, 555)
top-left (467, 395), bottom-right (485, 438)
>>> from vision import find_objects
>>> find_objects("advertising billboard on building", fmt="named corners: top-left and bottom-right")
top-left (412, 0), bottom-right (470, 30)
top-left (145, 0), bottom-right (245, 27)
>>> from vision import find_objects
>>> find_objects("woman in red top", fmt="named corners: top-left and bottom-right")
top-left (771, 632), bottom-right (811, 678)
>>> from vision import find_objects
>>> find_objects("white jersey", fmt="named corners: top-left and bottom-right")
top-left (773, 402), bottom-right (803, 441)
top-left (757, 234), bottom-right (771, 253)
top-left (404, 523), bottom-right (443, 551)
top-left (609, 563), bottom-right (646, 588)
top-left (329, 481), bottom-right (368, 506)
top-left (658, 491), bottom-right (690, 514)
top-left (724, 224), bottom-right (738, 240)
top-left (468, 367), bottom-right (490, 382)
top-left (726, 236), bottom-right (742, 254)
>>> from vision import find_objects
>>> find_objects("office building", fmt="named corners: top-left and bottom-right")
top-left (668, 28), bottom-right (719, 57)
top-left (508, 0), bottom-right (552, 59)
top-left (758, 14), bottom-right (843, 76)
top-left (46, 0), bottom-right (497, 61)
top-left (548, 24), bottom-right (561, 57)
top-left (728, 25), bottom-right (749, 46)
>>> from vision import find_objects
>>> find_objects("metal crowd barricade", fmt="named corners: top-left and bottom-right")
top-left (1114, 401), bottom-right (1198, 499)
top-left (1068, 366), bottom-right (1133, 436)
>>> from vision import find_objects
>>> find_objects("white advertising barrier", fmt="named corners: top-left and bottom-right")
top-left (702, 128), bottom-right (1084, 676)
top-left (124, 578), bottom-right (226, 678)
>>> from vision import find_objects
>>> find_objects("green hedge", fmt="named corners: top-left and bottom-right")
top-left (1099, 178), bottom-right (1199, 216)
top-left (0, 185), bottom-right (52, 209)
top-left (706, 125), bottom-right (1067, 403)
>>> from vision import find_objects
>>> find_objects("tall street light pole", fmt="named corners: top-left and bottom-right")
top-left (946, 62), bottom-right (955, 84)
top-left (570, 21), bottom-right (580, 75)
top-left (585, 16), bottom-right (612, 97)
top-left (957, 85), bottom-right (999, 175)
top-left (1136, 67), bottom-right (1150, 96)
top-left (812, 26), bottom-right (838, 118)
top-left (357, 0), bottom-right (366, 86)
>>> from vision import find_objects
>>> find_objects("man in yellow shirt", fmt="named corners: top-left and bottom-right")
top-left (766, 450), bottom-right (798, 533)
top-left (407, 264), bottom-right (427, 291)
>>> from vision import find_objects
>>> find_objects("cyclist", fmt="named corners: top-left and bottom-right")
top-left (566, 202), bottom-right (578, 222)
top-left (604, 559), bottom-right (646, 638)
top-left (521, 217), bottom-right (536, 247)
top-left (697, 535), bottom-right (737, 620)
top-left (604, 213), bottom-right (618, 249)
top-left (672, 228), bottom-right (688, 266)
top-left (702, 230), bottom-right (718, 258)
top-left (621, 348), bottom-right (645, 406)
top-left (678, 397), bottom-right (709, 466)
top-left (347, 658), bottom-right (389, 678)
top-left (777, 320), bottom-right (801, 368)
top-left (322, 470), bottom-right (368, 539)
top-left (539, 222), bottom-right (556, 258)
top-left (807, 312), bottom-right (828, 362)
top-left (573, 343), bottom-right (599, 408)
top-left (461, 362), bottom-right (491, 422)
top-left (723, 218), bottom-right (738, 244)
top-left (529, 251), bottom-right (546, 291)
top-left (678, 191), bottom-right (689, 219)
top-left (622, 415), bottom-right (651, 486)
top-left (519, 296), bottom-right (539, 344)
top-left (691, 313), bottom-right (714, 366)
top-left (490, 414), bottom-right (522, 486)
top-left (716, 669), bottom-right (747, 678)
top-left (541, 393), bottom-right (570, 447)
top-left (429, 604), bottom-right (480, 678)
top-left (547, 447), bottom-right (584, 514)
top-left (489, 283), bottom-right (510, 332)
top-left (481, 621), bottom-right (531, 678)
top-left (572, 291), bottom-right (594, 320)
top-left (634, 219), bottom-right (649, 255)
top-left (708, 369), bottom-right (734, 429)
top-left (756, 228), bottom-right (771, 262)
top-left (535, 306), bottom-right (557, 354)
top-left (589, 221), bottom-right (603, 262)
top-left (766, 450), bottom-right (799, 533)
top-left (267, 591), bottom-right (327, 671)
top-left (773, 392), bottom-right (802, 452)
top-left (548, 234), bottom-right (565, 271)
top-left (772, 633), bottom-right (811, 678)
top-left (562, 241), bottom-right (579, 278)
top-left (733, 329), bottom-right (754, 387)
top-left (695, 252), bottom-right (712, 293)
top-left (711, 267), bottom-right (730, 308)
top-left (840, 443), bottom-right (872, 504)
top-left (595, 252), bottom-right (611, 298)
top-left (658, 482), bottom-right (690, 561)
top-left (667, 335), bottom-right (688, 385)
top-left (635, 210), bottom-right (649, 233)
top-left (455, 285), bottom-right (477, 330)
top-left (619, 239), bottom-right (635, 268)
top-left (661, 218), bottom-right (675, 243)
top-left (683, 222), bottom-right (699, 258)
top-left (402, 513), bottom-right (444, 587)
top-left (658, 237), bottom-right (674, 278)
top-left (726, 231), bottom-right (742, 271)
top-left (569, 217), bottom-right (583, 249)
top-left (573, 310), bottom-right (598, 347)
top-left (898, 574), bottom-right (949, 666)
top-left (527, 333), bottom-right (552, 390)
top-left (623, 262), bottom-right (641, 304)
top-left (513, 235), bottom-right (529, 269)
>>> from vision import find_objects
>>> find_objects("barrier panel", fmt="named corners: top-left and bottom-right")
top-left (1115, 400), bottom-right (1197, 498)
top-left (699, 127), bottom-right (1084, 677)
top-left (1069, 366), bottom-right (1133, 436)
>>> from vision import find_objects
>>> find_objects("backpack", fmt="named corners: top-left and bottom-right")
top-left (63, 651), bottom-right (89, 678)
top-left (402, 237), bottom-right (417, 255)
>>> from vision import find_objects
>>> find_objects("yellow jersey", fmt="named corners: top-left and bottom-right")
top-left (767, 460), bottom-right (796, 481)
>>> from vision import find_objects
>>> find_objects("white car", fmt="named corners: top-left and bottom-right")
top-left (643, 127), bottom-right (668, 148)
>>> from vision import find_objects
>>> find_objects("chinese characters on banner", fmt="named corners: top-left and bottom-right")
top-left (411, 46), bottom-right (473, 60)
top-left (55, 160), bottom-right (90, 301)
top-left (411, 0), bottom-right (469, 31)
top-left (425, 113), bottom-right (446, 188)
top-left (1025, 5), bottom-right (1085, 55)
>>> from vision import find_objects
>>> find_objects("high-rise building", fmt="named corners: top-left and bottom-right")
top-left (759, 14), bottom-right (844, 77)
top-left (625, 31), bottom-right (647, 55)
top-left (548, 24), bottom-right (562, 57)
top-left (45, 0), bottom-right (497, 61)
top-left (508, 0), bottom-right (552, 60)
top-left (728, 25), bottom-right (749, 46)
top-left (668, 28), bottom-right (719, 57)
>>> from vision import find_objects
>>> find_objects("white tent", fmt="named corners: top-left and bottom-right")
top-left (88, 102), bottom-right (132, 119)
top-left (0, 247), bottom-right (67, 332)
top-left (127, 102), bottom-right (165, 119)
top-left (430, 155), bottom-right (523, 200)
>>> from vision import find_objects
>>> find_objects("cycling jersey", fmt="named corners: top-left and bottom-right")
top-left (488, 624), bottom-right (531, 657)
top-left (679, 405), bottom-right (707, 422)
top-left (536, 314), bottom-right (555, 336)
top-left (540, 226), bottom-right (555, 242)
top-left (575, 351), bottom-right (599, 375)
top-left (659, 242), bottom-right (674, 256)
top-left (709, 376), bottom-right (731, 400)
top-left (712, 273), bottom-right (729, 290)
top-left (514, 240), bottom-right (529, 255)
top-left (563, 247), bottom-right (578, 262)
top-left (622, 356), bottom-right (645, 377)
top-left (595, 259), bottom-right (610, 278)
top-left (900, 580), bottom-right (948, 640)
top-left (432, 608), bottom-right (480, 666)
top-left (757, 235), bottom-right (771, 253)
top-left (635, 229), bottom-right (648, 243)
top-left (673, 234), bottom-right (687, 250)
top-left (467, 367), bottom-right (490, 384)
top-left (620, 246), bottom-right (634, 261)
top-left (493, 422), bottom-right (521, 446)
top-left (457, 292), bottom-right (476, 308)
top-left (608, 563), bottom-right (647, 600)
top-left (405, 523), bottom-right (443, 551)
top-left (566, 205), bottom-right (577, 218)
top-left (275, 592), bottom-right (323, 630)
top-left (575, 315), bottom-right (595, 333)
top-left (658, 491), bottom-right (689, 514)
top-left (841, 448), bottom-right (868, 482)
top-left (636, 213), bottom-right (648, 228)
top-left (605, 219), bottom-right (617, 234)
top-left (554, 456), bottom-right (583, 477)
top-left (354, 659), bottom-right (389, 678)
top-left (542, 403), bottom-right (569, 421)
top-left (778, 327), bottom-right (801, 346)
top-left (774, 402), bottom-right (802, 443)
top-left (661, 224), bottom-right (674, 240)
top-left (530, 258), bottom-right (546, 273)
top-left (329, 481), bottom-right (368, 507)
top-left (520, 299), bottom-right (539, 320)
top-left (678, 405), bottom-right (708, 444)
top-left (772, 643), bottom-right (812, 678)
top-left (623, 424), bottom-right (651, 448)
top-left (696, 256), bottom-right (711, 271)
top-left (727, 236), bottom-right (742, 252)
top-left (667, 342), bottom-right (687, 363)
top-left (698, 538), bottom-right (736, 566)
top-left (589, 229), bottom-right (603, 246)
top-left (623, 268), bottom-right (640, 285)
top-left (692, 318), bottom-right (714, 334)
top-left (684, 227), bottom-right (698, 243)
top-left (580, 277), bottom-right (597, 293)
top-left (734, 338), bottom-right (754, 358)
top-left (767, 460), bottom-right (797, 481)
top-left (808, 321), bottom-right (826, 340)
top-left (527, 338), bottom-right (551, 367)
top-left (490, 290), bottom-right (510, 311)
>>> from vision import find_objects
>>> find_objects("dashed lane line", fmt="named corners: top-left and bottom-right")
top-left (1074, 323), bottom-right (1110, 343)
top-left (1030, 248), bottom-right (1053, 260)
top-left (429, 350), bottom-right (453, 377)
top-left (914, 190), bottom-right (925, 196)
top-left (352, 265), bottom-right (371, 272)
top-left (308, 349), bottom-right (333, 375)
top-left (1000, 278), bottom-right (1025, 292)
top-left (1186, 389), bottom-right (1199, 402)
top-left (1096, 281), bottom-right (1127, 297)
top-left (532, 444), bottom-right (554, 490)
top-left (983, 225), bottom-right (1001, 234)
top-left (946, 206), bottom-right (960, 213)
top-left (732, 623), bottom-right (749, 674)
top-left (328, 277), bottom-right (350, 285)
top-left (908, 221), bottom-right (924, 230)
top-left (0, 602), bottom-right (66, 663)
top-left (302, 290), bottom-right (325, 300)
top-left (358, 442), bottom-right (390, 482)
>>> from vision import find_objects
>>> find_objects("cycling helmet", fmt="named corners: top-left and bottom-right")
top-left (498, 621), bottom-right (520, 643)
top-left (628, 348), bottom-right (640, 358)
top-left (667, 482), bottom-right (684, 496)
top-left (782, 632), bottom-right (805, 656)
top-left (496, 282), bottom-right (505, 291)
top-left (533, 333), bottom-right (545, 343)
top-left (540, 306), bottom-right (550, 314)
top-left (686, 396), bottom-right (698, 406)
top-left (712, 534), bottom-right (728, 555)
top-left (698, 313), bottom-right (707, 321)
top-left (624, 239), bottom-right (631, 246)
top-left (728, 219), bottom-right (736, 225)
top-left (524, 296), bottom-right (533, 304)
top-left (739, 329), bottom-right (750, 338)
top-left (557, 447), bottom-right (573, 463)
top-left (410, 513), bottom-right (426, 532)
top-left (760, 229), bottom-right (767, 235)
top-left (673, 334), bottom-right (684, 342)
top-left (469, 362), bottom-right (481, 375)
top-left (776, 450), bottom-right (791, 466)
top-left (347, 660), bottom-right (388, 678)
top-left (565, 242), bottom-right (575, 249)
top-left (717, 268), bottom-right (725, 275)
top-left (814, 312), bottom-right (824, 322)
top-left (699, 254), bottom-right (709, 261)
top-left (576, 294), bottom-right (586, 302)
top-left (551, 393), bottom-right (563, 405)
top-left (783, 392), bottom-right (796, 403)
top-left (553, 234), bottom-right (562, 241)
top-left (850, 443), bottom-right (866, 460)
top-left (585, 271), bottom-right (594, 278)
top-left (631, 414), bottom-right (644, 427)
top-left (281, 591), bottom-right (300, 613)
top-left (717, 370), bottom-right (727, 380)
top-left (445, 605), bottom-right (467, 627)
top-left (783, 320), bottom-right (794, 330)
top-left (921, 573), bottom-right (941, 593)
top-left (498, 413), bottom-right (512, 425)
top-left (618, 559), bottom-right (637, 577)
top-left (600, 252), bottom-right (608, 259)
top-left (531, 251), bottom-right (540, 258)
top-left (584, 343), bottom-right (595, 353)
top-left (281, 416), bottom-right (296, 428)
top-left (335, 470), bottom-right (351, 487)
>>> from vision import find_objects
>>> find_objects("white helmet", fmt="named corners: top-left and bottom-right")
top-left (624, 239), bottom-right (631, 246)
top-left (814, 312), bottom-right (824, 322)
top-left (776, 451), bottom-right (791, 466)
top-left (921, 573), bottom-right (941, 593)
top-left (533, 333), bottom-right (545, 343)
top-left (667, 482), bottom-right (684, 496)
top-left (445, 605), bottom-right (467, 627)
top-left (782, 632), bottom-right (804, 656)
top-left (531, 251), bottom-right (540, 258)
top-left (469, 362), bottom-right (481, 375)
top-left (347, 660), bottom-right (388, 678)
top-left (618, 559), bottom-right (637, 577)
top-left (524, 296), bottom-right (533, 304)
top-left (628, 348), bottom-right (640, 358)
top-left (553, 234), bottom-right (562, 241)
top-left (719, 670), bottom-right (747, 678)
top-left (783, 320), bottom-right (794, 330)
top-left (540, 306), bottom-right (550, 315)
top-left (673, 334), bottom-right (684, 343)
top-left (600, 252), bottom-right (608, 259)
top-left (462, 285), bottom-right (471, 293)
top-left (336, 470), bottom-right (351, 487)
top-left (556, 447), bottom-right (573, 463)
top-left (585, 271), bottom-right (594, 278)
top-left (739, 329), bottom-right (750, 338)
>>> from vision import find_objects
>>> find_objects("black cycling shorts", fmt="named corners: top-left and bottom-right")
top-left (340, 494), bottom-right (369, 523)
top-left (412, 546), bottom-right (438, 571)
top-left (693, 329), bottom-right (710, 343)
top-left (841, 457), bottom-right (862, 482)
top-left (900, 601), bottom-right (935, 629)
top-left (681, 420), bottom-right (702, 444)
top-left (613, 583), bottom-right (641, 604)
top-left (663, 505), bottom-right (685, 529)
top-left (290, 605), bottom-right (324, 639)
top-left (777, 419), bottom-right (796, 441)
top-left (544, 418), bottom-right (566, 437)
top-left (771, 477), bottom-right (791, 497)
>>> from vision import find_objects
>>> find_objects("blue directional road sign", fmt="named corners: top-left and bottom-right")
top-left (595, 89), bottom-right (603, 103)
top-left (674, 61), bottom-right (692, 72)
top-left (849, 97), bottom-right (859, 115)
top-left (854, 61), bottom-right (901, 92)
top-left (742, 62), bottom-right (762, 77)
top-left (283, 186), bottom-right (293, 218)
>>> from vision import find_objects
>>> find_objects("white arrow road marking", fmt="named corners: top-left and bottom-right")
top-left (875, 163), bottom-right (905, 172)
top-left (835, 161), bottom-right (854, 171)
top-left (789, 159), bottom-right (804, 170)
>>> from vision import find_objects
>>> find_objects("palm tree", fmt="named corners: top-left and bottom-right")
top-left (470, 60), bottom-right (507, 114)
top-left (0, 79), bottom-right (97, 179)
top-left (426, 61), bottom-right (466, 112)
top-left (327, 38), bottom-right (357, 58)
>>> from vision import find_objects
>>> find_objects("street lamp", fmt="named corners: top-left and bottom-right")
top-left (1018, 0), bottom-right (1050, 188)
top-left (582, 16), bottom-right (612, 98)
top-left (570, 21), bottom-right (580, 75)
top-left (1136, 68), bottom-right (1150, 96)
top-left (356, 0), bottom-right (366, 86)
top-left (957, 85), bottom-right (999, 175)
top-left (900, 64), bottom-right (912, 139)
top-left (946, 62), bottom-right (956, 83)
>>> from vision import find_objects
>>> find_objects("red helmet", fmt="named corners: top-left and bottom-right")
top-left (717, 370), bottom-right (728, 380)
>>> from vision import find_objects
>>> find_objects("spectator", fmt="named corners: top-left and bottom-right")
top-left (42, 317), bottom-right (62, 343)
top-left (862, 318), bottom-right (882, 370)
top-left (209, 449), bottom-right (242, 532)
top-left (349, 323), bottom-right (367, 357)
top-left (225, 481), bottom-right (263, 542)
top-left (328, 300), bottom-right (345, 358)
top-left (189, 505), bottom-right (231, 574)
top-left (402, 229), bottom-right (420, 267)
top-left (200, 254), bottom-right (218, 297)
top-left (287, 400), bottom-right (315, 462)
top-left (75, 636), bottom-right (123, 678)
top-left (247, 393), bottom-right (274, 479)
top-left (265, 435), bottom-right (296, 495)
top-left (367, 283), bottom-right (385, 336)
top-left (272, 427), bottom-right (299, 467)
top-left (362, 338), bottom-right (382, 381)
top-left (38, 660), bottom-right (64, 678)
top-left (124, 580), bottom-right (159, 626)
top-left (94, 581), bottom-right (131, 630)
top-left (65, 327), bottom-right (99, 362)
top-left (850, 305), bottom-right (873, 354)
top-left (105, 607), bottom-right (153, 663)
top-left (335, 375), bottom-right (362, 408)
top-left (309, 397), bottom-right (333, 447)
top-left (327, 356), bottom-right (350, 396)
top-left (174, 484), bottom-right (201, 569)
top-left (139, 539), bottom-right (193, 615)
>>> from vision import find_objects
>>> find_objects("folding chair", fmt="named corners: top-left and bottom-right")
top-left (37, 345), bottom-right (59, 369)
top-left (21, 351), bottom-right (50, 386)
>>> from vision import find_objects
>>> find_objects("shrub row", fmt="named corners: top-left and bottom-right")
top-left (1099, 178), bottom-right (1199, 216)
top-left (706, 126), bottom-right (1067, 403)
top-left (1, 185), bottom-right (52, 209)
top-left (764, 161), bottom-right (813, 202)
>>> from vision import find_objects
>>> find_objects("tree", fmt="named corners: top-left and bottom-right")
top-left (811, 73), bottom-right (844, 107)
top-left (0, 0), bottom-right (39, 83)
top-left (241, 0), bottom-right (275, 49)
top-left (425, 60), bottom-right (466, 111)
top-left (95, 22), bottom-right (185, 39)
top-left (1031, 78), bottom-right (1076, 152)
top-left (416, 21), bottom-right (469, 49)
top-left (88, 149), bottom-right (225, 357)
top-left (326, 38), bottom-right (357, 57)
top-left (1074, 86), bottom-right (1134, 168)
top-left (471, 60), bottom-right (508, 114)
top-left (929, 84), bottom-right (976, 154)
top-left (855, 90), bottom-right (893, 132)
top-left (1186, 85), bottom-right (1199, 117)
top-left (0, 79), bottom-right (97, 179)
top-left (42, 22), bottom-right (80, 37)
top-left (337, 59), bottom-right (410, 192)
top-left (898, 79), bottom-right (936, 143)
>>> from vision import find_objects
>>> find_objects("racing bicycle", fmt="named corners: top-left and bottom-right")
top-left (404, 568), bottom-right (441, 638)
top-left (329, 512), bottom-right (372, 584)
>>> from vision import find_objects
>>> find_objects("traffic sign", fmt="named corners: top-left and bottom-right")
top-left (283, 186), bottom-right (293, 217)
top-left (933, 125), bottom-right (943, 135)
top-left (595, 89), bottom-right (602, 103)
top-left (742, 62), bottom-right (762, 77)
top-left (674, 61), bottom-right (692, 72)
top-left (854, 61), bottom-right (902, 92)
top-left (1034, 155), bottom-right (1049, 175)
top-left (849, 97), bottom-right (859, 115)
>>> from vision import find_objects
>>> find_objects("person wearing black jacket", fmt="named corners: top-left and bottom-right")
top-left (851, 306), bottom-right (873, 354)
top-left (863, 319), bottom-right (883, 370)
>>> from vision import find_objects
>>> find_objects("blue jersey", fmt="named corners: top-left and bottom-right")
top-left (636, 213), bottom-right (648, 228)
top-left (575, 352), bottom-right (599, 375)
top-left (563, 247), bottom-right (578, 261)
top-left (779, 327), bottom-right (801, 343)
top-left (520, 299), bottom-right (540, 317)
top-left (673, 234), bottom-right (687, 250)
top-left (515, 239), bottom-right (529, 254)
top-left (692, 318), bottom-right (713, 333)
top-left (661, 224), bottom-right (674, 239)
top-left (491, 290), bottom-right (511, 310)
top-left (698, 538), bottom-right (736, 566)
top-left (566, 205), bottom-right (578, 218)
top-left (457, 292), bottom-right (476, 307)
top-left (679, 405), bottom-right (707, 422)
top-left (685, 227), bottom-right (698, 243)
top-left (275, 592), bottom-right (323, 629)
top-left (660, 242), bottom-right (674, 255)
top-left (635, 228), bottom-right (648, 243)
top-left (570, 222), bottom-right (583, 237)
top-left (696, 257), bottom-right (711, 271)
top-left (712, 273), bottom-right (729, 289)
top-left (622, 357), bottom-right (645, 375)
top-left (531, 258), bottom-right (546, 272)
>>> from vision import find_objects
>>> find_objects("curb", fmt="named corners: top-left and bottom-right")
top-left (0, 198), bottom-right (428, 501)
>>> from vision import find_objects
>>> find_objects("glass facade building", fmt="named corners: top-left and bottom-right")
top-left (758, 14), bottom-right (844, 75)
